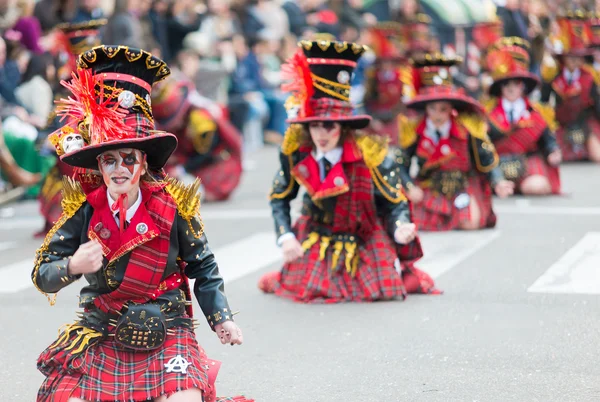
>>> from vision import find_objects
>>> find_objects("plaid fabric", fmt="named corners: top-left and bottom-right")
top-left (514, 154), bottom-right (561, 194)
top-left (492, 113), bottom-right (548, 155)
top-left (36, 327), bottom-right (249, 402)
top-left (556, 117), bottom-right (600, 161)
top-left (413, 175), bottom-right (496, 231)
top-left (194, 150), bottom-right (242, 201)
top-left (93, 186), bottom-right (177, 312)
top-left (309, 98), bottom-right (354, 119)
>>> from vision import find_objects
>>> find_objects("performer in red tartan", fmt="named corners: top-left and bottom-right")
top-left (541, 10), bottom-right (600, 162)
top-left (398, 53), bottom-right (514, 232)
top-left (363, 22), bottom-right (413, 146)
top-left (258, 40), bottom-right (440, 303)
top-left (151, 72), bottom-right (243, 202)
top-left (31, 45), bottom-right (252, 402)
top-left (36, 19), bottom-right (106, 237)
top-left (484, 37), bottom-right (562, 195)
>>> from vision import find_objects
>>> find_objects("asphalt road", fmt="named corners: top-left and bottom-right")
top-left (1, 145), bottom-right (600, 402)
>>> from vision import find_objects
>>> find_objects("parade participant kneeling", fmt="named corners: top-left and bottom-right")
top-left (31, 46), bottom-right (252, 402)
top-left (398, 54), bottom-right (514, 232)
top-left (541, 11), bottom-right (600, 162)
top-left (258, 40), bottom-right (440, 303)
top-left (485, 37), bottom-right (562, 195)
top-left (152, 72), bottom-right (243, 201)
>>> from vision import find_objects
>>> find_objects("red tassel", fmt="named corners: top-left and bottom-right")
top-left (55, 69), bottom-right (133, 146)
top-left (281, 50), bottom-right (314, 117)
top-left (110, 193), bottom-right (128, 234)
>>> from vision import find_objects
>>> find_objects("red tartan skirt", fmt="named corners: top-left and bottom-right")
top-left (36, 327), bottom-right (253, 402)
top-left (517, 154), bottom-right (561, 194)
top-left (412, 175), bottom-right (496, 231)
top-left (193, 153), bottom-right (242, 202)
top-left (259, 215), bottom-right (440, 303)
top-left (556, 117), bottom-right (600, 161)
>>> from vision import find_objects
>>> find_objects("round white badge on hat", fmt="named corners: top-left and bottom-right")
top-left (118, 90), bottom-right (136, 109)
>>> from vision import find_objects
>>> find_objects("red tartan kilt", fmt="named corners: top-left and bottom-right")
top-left (556, 117), bottom-right (600, 161)
top-left (519, 154), bottom-right (561, 194)
top-left (36, 327), bottom-right (245, 402)
top-left (193, 153), bottom-right (242, 201)
top-left (412, 175), bottom-right (496, 231)
top-left (270, 215), bottom-right (440, 303)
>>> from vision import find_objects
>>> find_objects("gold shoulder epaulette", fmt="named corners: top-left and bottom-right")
top-left (355, 133), bottom-right (389, 169)
top-left (540, 59), bottom-right (559, 83)
top-left (531, 102), bottom-right (558, 132)
top-left (398, 114), bottom-right (419, 149)
top-left (482, 97), bottom-right (498, 114)
top-left (457, 113), bottom-right (489, 141)
top-left (165, 177), bottom-right (204, 239)
top-left (61, 176), bottom-right (86, 216)
top-left (582, 64), bottom-right (600, 86)
top-left (281, 124), bottom-right (303, 155)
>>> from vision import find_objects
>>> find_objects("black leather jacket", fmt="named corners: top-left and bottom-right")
top-left (269, 148), bottom-right (411, 241)
top-left (31, 201), bottom-right (232, 331)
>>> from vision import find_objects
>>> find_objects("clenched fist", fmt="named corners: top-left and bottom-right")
top-left (215, 320), bottom-right (243, 346)
top-left (282, 237), bottom-right (304, 264)
top-left (67, 240), bottom-right (104, 275)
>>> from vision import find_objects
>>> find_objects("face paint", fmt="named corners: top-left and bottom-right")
top-left (97, 148), bottom-right (146, 196)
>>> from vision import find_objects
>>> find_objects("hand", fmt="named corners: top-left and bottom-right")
top-left (407, 185), bottom-right (424, 204)
top-left (362, 12), bottom-right (378, 26)
top-left (282, 237), bottom-right (304, 264)
top-left (494, 180), bottom-right (515, 198)
top-left (215, 320), bottom-right (243, 345)
top-left (547, 150), bottom-right (562, 166)
top-left (67, 240), bottom-right (104, 275)
top-left (394, 223), bottom-right (417, 244)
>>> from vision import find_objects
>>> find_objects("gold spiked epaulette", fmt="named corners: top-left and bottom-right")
top-left (531, 102), bottom-right (558, 132)
top-left (355, 133), bottom-right (388, 169)
top-left (582, 64), bottom-right (600, 86)
top-left (457, 113), bottom-right (490, 141)
top-left (61, 177), bottom-right (86, 216)
top-left (281, 123), bottom-right (303, 156)
top-left (398, 114), bottom-right (419, 149)
top-left (540, 58), bottom-right (559, 83)
top-left (165, 177), bottom-right (204, 239)
top-left (482, 97), bottom-right (498, 114)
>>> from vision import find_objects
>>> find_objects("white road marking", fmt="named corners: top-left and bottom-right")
top-left (418, 231), bottom-right (502, 279)
top-left (0, 232), bottom-right (281, 294)
top-left (495, 205), bottom-right (600, 216)
top-left (528, 232), bottom-right (600, 294)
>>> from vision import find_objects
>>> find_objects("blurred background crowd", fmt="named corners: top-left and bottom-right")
top-left (0, 0), bottom-right (598, 203)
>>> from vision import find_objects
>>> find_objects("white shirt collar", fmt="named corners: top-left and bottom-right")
top-left (107, 188), bottom-right (142, 223)
top-left (425, 118), bottom-right (451, 143)
top-left (313, 147), bottom-right (343, 165)
top-left (563, 68), bottom-right (581, 81)
top-left (501, 97), bottom-right (527, 121)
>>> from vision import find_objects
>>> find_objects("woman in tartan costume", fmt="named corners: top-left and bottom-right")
top-left (541, 10), bottom-right (600, 162)
top-left (36, 19), bottom-right (107, 237)
top-left (484, 37), bottom-right (562, 196)
top-left (398, 53), bottom-right (514, 232)
top-left (151, 72), bottom-right (243, 202)
top-left (258, 40), bottom-right (440, 303)
top-left (31, 45), bottom-right (252, 402)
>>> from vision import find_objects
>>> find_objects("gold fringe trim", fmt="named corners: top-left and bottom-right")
top-left (398, 114), bottom-right (419, 149)
top-left (371, 167), bottom-right (407, 204)
top-left (32, 177), bottom-right (87, 305)
top-left (281, 124), bottom-right (303, 156)
top-left (482, 97), bottom-right (498, 114)
top-left (165, 177), bottom-right (204, 239)
top-left (531, 102), bottom-right (558, 132)
top-left (344, 242), bottom-right (357, 276)
top-left (50, 323), bottom-right (103, 355)
top-left (457, 113), bottom-right (489, 142)
top-left (399, 66), bottom-right (416, 101)
top-left (301, 232), bottom-right (319, 251)
top-left (319, 236), bottom-right (331, 260)
top-left (269, 154), bottom-right (297, 200)
top-left (331, 241), bottom-right (344, 269)
top-left (540, 58), bottom-right (559, 83)
top-left (582, 64), bottom-right (600, 86)
top-left (300, 232), bottom-right (361, 277)
top-left (355, 134), bottom-right (389, 169)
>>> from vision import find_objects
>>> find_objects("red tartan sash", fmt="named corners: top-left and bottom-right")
top-left (88, 185), bottom-right (177, 313)
top-left (489, 107), bottom-right (547, 155)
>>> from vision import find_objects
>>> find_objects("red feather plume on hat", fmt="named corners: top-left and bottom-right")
top-left (55, 68), bottom-right (133, 146)
top-left (281, 49), bottom-right (314, 118)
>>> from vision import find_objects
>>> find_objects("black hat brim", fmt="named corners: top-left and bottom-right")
top-left (406, 94), bottom-right (484, 115)
top-left (287, 115), bottom-right (372, 129)
top-left (60, 132), bottom-right (178, 170)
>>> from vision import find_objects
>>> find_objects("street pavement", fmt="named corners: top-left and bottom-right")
top-left (1, 145), bottom-right (600, 401)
